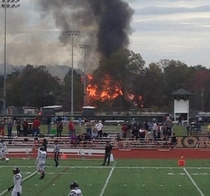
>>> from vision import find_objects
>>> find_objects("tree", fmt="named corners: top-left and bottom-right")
top-left (7, 65), bottom-right (62, 108)
top-left (136, 63), bottom-right (165, 110)
top-left (88, 49), bottom-right (145, 110)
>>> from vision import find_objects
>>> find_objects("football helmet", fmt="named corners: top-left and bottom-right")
top-left (70, 181), bottom-right (79, 189)
top-left (13, 167), bottom-right (20, 174)
top-left (40, 146), bottom-right (45, 151)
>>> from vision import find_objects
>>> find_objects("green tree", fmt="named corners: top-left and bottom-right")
top-left (89, 49), bottom-right (145, 110)
top-left (7, 65), bottom-right (62, 108)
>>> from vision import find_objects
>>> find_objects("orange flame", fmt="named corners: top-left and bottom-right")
top-left (85, 74), bottom-right (144, 108)
top-left (86, 74), bottom-right (123, 102)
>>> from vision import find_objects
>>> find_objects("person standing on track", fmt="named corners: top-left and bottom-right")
top-left (101, 141), bottom-right (112, 166)
top-left (53, 140), bottom-right (60, 167)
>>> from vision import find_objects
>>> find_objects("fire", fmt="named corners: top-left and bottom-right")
top-left (85, 74), bottom-right (144, 108)
top-left (86, 74), bottom-right (123, 102)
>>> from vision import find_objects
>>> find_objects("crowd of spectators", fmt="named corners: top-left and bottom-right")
top-left (119, 117), bottom-right (177, 147)
top-left (0, 115), bottom-right (177, 148)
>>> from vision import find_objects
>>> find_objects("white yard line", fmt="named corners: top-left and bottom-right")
top-left (99, 161), bottom-right (117, 196)
top-left (1, 165), bottom-right (210, 169)
top-left (183, 168), bottom-right (205, 196)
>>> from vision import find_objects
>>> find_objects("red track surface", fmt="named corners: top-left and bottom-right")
top-left (7, 148), bottom-right (210, 159)
top-left (113, 149), bottom-right (210, 159)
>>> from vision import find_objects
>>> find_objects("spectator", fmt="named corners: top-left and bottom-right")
top-left (33, 118), bottom-right (41, 137)
top-left (22, 119), bottom-right (28, 137)
top-left (126, 121), bottom-right (132, 138)
top-left (77, 133), bottom-right (84, 146)
top-left (131, 125), bottom-right (139, 140)
top-left (68, 119), bottom-right (75, 137)
top-left (16, 119), bottom-right (21, 136)
top-left (94, 120), bottom-right (104, 138)
top-left (157, 123), bottom-right (162, 139)
top-left (78, 117), bottom-right (82, 126)
top-left (70, 133), bottom-right (78, 147)
top-left (152, 120), bottom-right (158, 141)
top-left (0, 118), bottom-right (5, 137)
top-left (144, 120), bottom-right (149, 132)
top-left (56, 121), bottom-right (63, 139)
top-left (121, 123), bottom-right (128, 138)
top-left (85, 119), bottom-right (92, 137)
top-left (7, 118), bottom-right (13, 138)
top-left (164, 116), bottom-right (173, 136)
top-left (139, 128), bottom-right (146, 140)
top-left (83, 132), bottom-right (92, 147)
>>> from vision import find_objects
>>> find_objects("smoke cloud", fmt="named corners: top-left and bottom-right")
top-left (36, 0), bottom-right (134, 57)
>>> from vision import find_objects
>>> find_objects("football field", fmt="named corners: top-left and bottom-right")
top-left (0, 158), bottom-right (210, 196)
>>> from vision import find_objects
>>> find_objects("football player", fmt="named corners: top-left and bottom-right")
top-left (36, 146), bottom-right (47, 179)
top-left (8, 167), bottom-right (22, 196)
top-left (69, 181), bottom-right (83, 196)
top-left (0, 138), bottom-right (7, 164)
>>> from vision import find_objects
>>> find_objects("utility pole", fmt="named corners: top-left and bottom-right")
top-left (66, 30), bottom-right (80, 116)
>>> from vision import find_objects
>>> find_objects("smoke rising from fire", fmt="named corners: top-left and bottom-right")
top-left (37, 0), bottom-right (134, 57)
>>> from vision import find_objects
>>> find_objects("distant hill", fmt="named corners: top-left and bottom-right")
top-left (0, 64), bottom-right (83, 80)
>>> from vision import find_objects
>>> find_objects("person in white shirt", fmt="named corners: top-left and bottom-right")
top-left (8, 167), bottom-right (22, 196)
top-left (94, 120), bottom-right (104, 138)
top-left (69, 181), bottom-right (83, 196)
top-left (36, 146), bottom-right (47, 179)
top-left (53, 140), bottom-right (60, 167)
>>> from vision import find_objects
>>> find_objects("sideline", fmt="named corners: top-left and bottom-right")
top-left (99, 161), bottom-right (117, 196)
top-left (0, 170), bottom-right (37, 196)
top-left (2, 165), bottom-right (210, 169)
top-left (183, 168), bottom-right (205, 196)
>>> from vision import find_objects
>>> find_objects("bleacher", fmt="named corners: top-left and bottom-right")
top-left (2, 133), bottom-right (172, 159)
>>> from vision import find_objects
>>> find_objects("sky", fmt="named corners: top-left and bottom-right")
top-left (0, 0), bottom-right (210, 71)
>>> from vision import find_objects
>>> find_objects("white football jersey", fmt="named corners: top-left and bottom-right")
top-left (13, 173), bottom-right (22, 192)
top-left (2, 142), bottom-right (7, 152)
top-left (36, 150), bottom-right (47, 164)
top-left (69, 188), bottom-right (83, 196)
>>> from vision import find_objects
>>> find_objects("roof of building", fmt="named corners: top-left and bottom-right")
top-left (171, 88), bottom-right (193, 95)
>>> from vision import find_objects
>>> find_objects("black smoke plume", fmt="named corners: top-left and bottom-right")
top-left (37, 0), bottom-right (134, 57)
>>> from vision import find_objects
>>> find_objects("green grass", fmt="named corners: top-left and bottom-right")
top-left (1, 158), bottom-right (210, 196)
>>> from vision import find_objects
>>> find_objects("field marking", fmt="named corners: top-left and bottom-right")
top-left (36, 167), bottom-right (70, 196)
top-left (99, 161), bottom-right (117, 196)
top-left (0, 170), bottom-right (37, 196)
top-left (183, 168), bottom-right (205, 196)
top-left (2, 165), bottom-right (210, 169)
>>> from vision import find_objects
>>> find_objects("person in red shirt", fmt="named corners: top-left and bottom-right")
top-left (68, 119), bottom-right (75, 137)
top-left (33, 118), bottom-right (41, 137)
top-left (121, 123), bottom-right (128, 138)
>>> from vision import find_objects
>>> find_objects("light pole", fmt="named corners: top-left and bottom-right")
top-left (79, 44), bottom-right (90, 106)
top-left (66, 30), bottom-right (80, 116)
top-left (1, 0), bottom-right (20, 115)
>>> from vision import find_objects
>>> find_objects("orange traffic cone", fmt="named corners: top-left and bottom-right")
top-left (178, 156), bottom-right (185, 167)
top-left (61, 153), bottom-right (67, 159)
